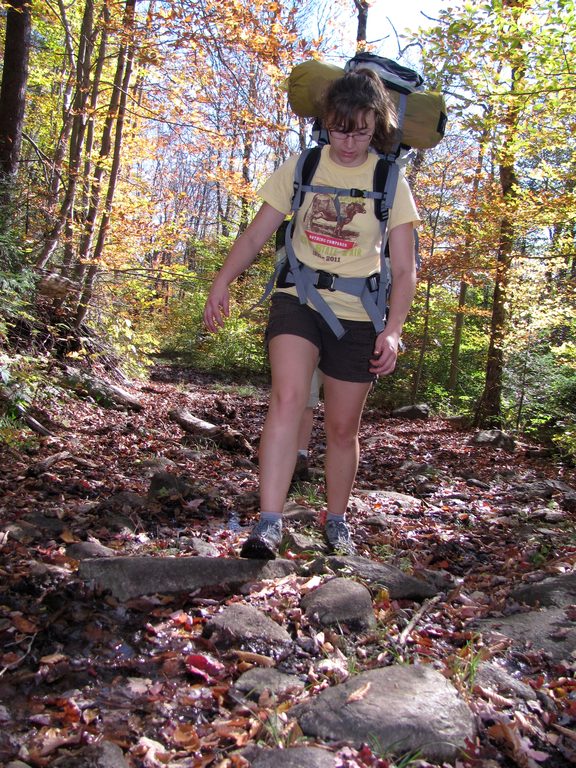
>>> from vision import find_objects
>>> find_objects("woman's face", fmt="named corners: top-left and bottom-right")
top-left (327, 109), bottom-right (376, 167)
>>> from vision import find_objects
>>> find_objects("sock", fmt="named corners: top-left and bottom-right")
top-left (326, 512), bottom-right (345, 523)
top-left (260, 511), bottom-right (282, 523)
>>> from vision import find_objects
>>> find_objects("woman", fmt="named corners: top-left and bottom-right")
top-left (203, 70), bottom-right (419, 558)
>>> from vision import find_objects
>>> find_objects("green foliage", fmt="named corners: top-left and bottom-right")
top-left (91, 276), bottom-right (165, 376)
top-left (503, 340), bottom-right (576, 457)
top-left (0, 351), bottom-right (52, 413)
top-left (0, 414), bottom-right (40, 451)
top-left (0, 268), bottom-right (38, 341)
top-left (0, 350), bottom-right (51, 450)
top-left (148, 236), bottom-right (273, 374)
top-left (0, 223), bottom-right (27, 272)
top-left (553, 417), bottom-right (576, 462)
top-left (371, 282), bottom-right (489, 414)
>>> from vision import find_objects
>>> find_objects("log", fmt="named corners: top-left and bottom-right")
top-left (61, 367), bottom-right (143, 411)
top-left (168, 407), bottom-right (252, 455)
top-left (26, 450), bottom-right (99, 476)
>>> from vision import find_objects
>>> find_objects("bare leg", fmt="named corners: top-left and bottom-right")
top-left (322, 375), bottom-right (372, 516)
top-left (259, 334), bottom-right (319, 513)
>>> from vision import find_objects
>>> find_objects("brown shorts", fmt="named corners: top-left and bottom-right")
top-left (266, 292), bottom-right (377, 383)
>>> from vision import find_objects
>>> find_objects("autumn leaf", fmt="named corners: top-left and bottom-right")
top-left (170, 723), bottom-right (201, 749)
top-left (487, 720), bottom-right (549, 767)
top-left (11, 613), bottom-right (38, 633)
top-left (185, 653), bottom-right (226, 681)
top-left (347, 681), bottom-right (372, 702)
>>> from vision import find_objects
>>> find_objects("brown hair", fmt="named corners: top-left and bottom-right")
top-left (320, 69), bottom-right (398, 154)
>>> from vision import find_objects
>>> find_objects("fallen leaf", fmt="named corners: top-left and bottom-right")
top-left (185, 653), bottom-right (226, 681)
top-left (11, 613), bottom-right (38, 633)
top-left (346, 681), bottom-right (371, 702)
top-left (171, 723), bottom-right (201, 749)
top-left (228, 650), bottom-right (275, 667)
top-left (552, 723), bottom-right (576, 742)
top-left (39, 652), bottom-right (68, 665)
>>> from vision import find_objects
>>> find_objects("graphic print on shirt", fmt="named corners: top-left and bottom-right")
top-left (302, 193), bottom-right (366, 264)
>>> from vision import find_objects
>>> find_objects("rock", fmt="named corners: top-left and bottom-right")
top-left (67, 540), bottom-right (116, 559)
top-left (472, 429), bottom-right (516, 452)
top-left (148, 471), bottom-right (196, 501)
top-left (301, 577), bottom-right (376, 631)
top-left (79, 555), bottom-right (298, 600)
top-left (306, 554), bottom-right (438, 601)
top-left (283, 500), bottom-right (318, 524)
top-left (21, 512), bottom-right (66, 535)
top-left (293, 664), bottom-right (475, 762)
top-left (361, 489), bottom-right (422, 509)
top-left (476, 606), bottom-right (576, 662)
top-left (399, 460), bottom-right (438, 477)
top-left (510, 478), bottom-right (576, 510)
top-left (511, 571), bottom-right (576, 608)
top-left (465, 478), bottom-right (491, 490)
top-left (2, 519), bottom-right (41, 544)
top-left (242, 746), bottom-right (338, 767)
top-left (49, 741), bottom-right (129, 767)
top-left (284, 530), bottom-right (326, 555)
top-left (96, 491), bottom-right (148, 511)
top-left (5, 762), bottom-right (33, 768)
top-left (93, 492), bottom-right (147, 532)
top-left (202, 604), bottom-right (293, 660)
top-left (233, 667), bottom-right (305, 700)
top-left (475, 661), bottom-right (538, 702)
top-left (391, 403), bottom-right (430, 420)
top-left (183, 537), bottom-right (220, 557)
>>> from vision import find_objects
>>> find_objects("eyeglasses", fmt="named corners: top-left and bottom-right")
top-left (328, 129), bottom-right (373, 143)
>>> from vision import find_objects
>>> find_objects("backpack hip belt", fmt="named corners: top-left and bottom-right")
top-left (277, 259), bottom-right (380, 294)
top-left (276, 257), bottom-right (386, 339)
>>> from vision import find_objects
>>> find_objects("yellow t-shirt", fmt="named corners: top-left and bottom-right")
top-left (258, 145), bottom-right (420, 322)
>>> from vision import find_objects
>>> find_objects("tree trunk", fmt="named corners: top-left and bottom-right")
top-left (474, 9), bottom-right (525, 426)
top-left (448, 281), bottom-right (468, 392)
top-left (0, 0), bottom-right (32, 208)
top-left (238, 63), bottom-right (258, 234)
top-left (448, 139), bottom-right (486, 393)
top-left (411, 278), bottom-right (432, 403)
top-left (354, 0), bottom-right (369, 51)
top-left (36, 0), bottom-right (102, 271)
top-left (74, 0), bottom-right (136, 326)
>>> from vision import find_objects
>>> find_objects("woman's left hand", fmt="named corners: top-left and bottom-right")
top-left (369, 331), bottom-right (400, 376)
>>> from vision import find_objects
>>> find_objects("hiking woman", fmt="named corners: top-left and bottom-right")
top-left (203, 70), bottom-right (419, 558)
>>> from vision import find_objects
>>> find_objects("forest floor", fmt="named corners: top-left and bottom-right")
top-left (1, 362), bottom-right (576, 768)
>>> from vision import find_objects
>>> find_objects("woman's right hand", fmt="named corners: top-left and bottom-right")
top-left (203, 280), bottom-right (230, 332)
top-left (202, 203), bottom-right (287, 333)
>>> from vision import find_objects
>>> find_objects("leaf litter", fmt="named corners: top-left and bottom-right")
top-left (0, 366), bottom-right (575, 766)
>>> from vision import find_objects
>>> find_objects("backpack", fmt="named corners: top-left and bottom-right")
top-left (287, 53), bottom-right (447, 150)
top-left (261, 55), bottom-right (447, 339)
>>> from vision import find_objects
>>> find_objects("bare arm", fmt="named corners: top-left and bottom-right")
top-left (370, 221), bottom-right (417, 375)
top-left (203, 203), bottom-right (287, 332)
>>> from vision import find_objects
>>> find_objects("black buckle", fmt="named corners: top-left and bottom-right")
top-left (315, 270), bottom-right (338, 291)
top-left (350, 188), bottom-right (366, 198)
top-left (367, 273), bottom-right (380, 292)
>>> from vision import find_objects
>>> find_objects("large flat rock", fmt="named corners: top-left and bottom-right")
top-left (78, 556), bottom-right (297, 600)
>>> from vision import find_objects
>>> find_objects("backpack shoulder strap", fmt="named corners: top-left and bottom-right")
top-left (291, 146), bottom-right (322, 211)
top-left (372, 153), bottom-right (401, 314)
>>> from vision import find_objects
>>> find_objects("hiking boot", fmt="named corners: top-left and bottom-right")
top-left (292, 454), bottom-right (310, 482)
top-left (240, 517), bottom-right (283, 560)
top-left (324, 517), bottom-right (356, 555)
